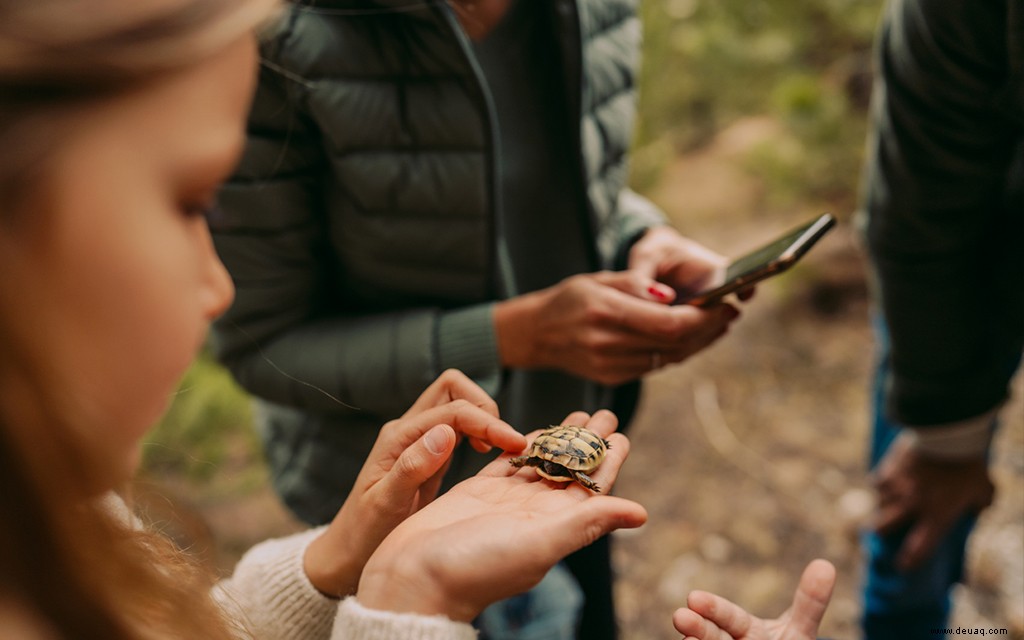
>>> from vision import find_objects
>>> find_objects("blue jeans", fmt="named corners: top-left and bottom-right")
top-left (477, 563), bottom-right (583, 640)
top-left (860, 323), bottom-right (990, 640)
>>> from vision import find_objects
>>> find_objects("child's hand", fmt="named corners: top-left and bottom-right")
top-left (303, 370), bottom-right (527, 597)
top-left (672, 559), bottom-right (835, 640)
top-left (356, 409), bottom-right (648, 622)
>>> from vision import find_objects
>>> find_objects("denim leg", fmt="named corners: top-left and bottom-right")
top-left (476, 562), bottom-right (584, 640)
top-left (860, 320), bottom-right (975, 640)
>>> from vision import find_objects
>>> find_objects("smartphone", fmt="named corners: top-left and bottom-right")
top-left (682, 213), bottom-right (837, 307)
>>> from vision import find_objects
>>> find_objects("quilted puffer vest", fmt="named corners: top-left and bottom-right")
top-left (221, 0), bottom-right (646, 309)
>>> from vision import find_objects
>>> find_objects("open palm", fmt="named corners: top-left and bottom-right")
top-left (357, 410), bottom-right (648, 622)
top-left (673, 559), bottom-right (836, 640)
top-left (303, 370), bottom-right (526, 597)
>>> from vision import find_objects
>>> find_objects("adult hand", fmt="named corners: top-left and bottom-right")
top-left (629, 226), bottom-right (756, 303)
top-left (303, 370), bottom-right (527, 597)
top-left (871, 431), bottom-right (994, 571)
top-left (494, 271), bottom-right (738, 384)
top-left (356, 410), bottom-right (649, 622)
top-left (673, 559), bottom-right (836, 640)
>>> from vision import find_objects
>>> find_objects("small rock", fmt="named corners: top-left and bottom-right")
top-left (657, 553), bottom-right (703, 604)
top-left (700, 534), bottom-right (733, 563)
top-left (838, 487), bottom-right (874, 530)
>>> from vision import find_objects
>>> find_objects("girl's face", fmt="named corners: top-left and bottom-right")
top-left (0, 36), bottom-right (257, 494)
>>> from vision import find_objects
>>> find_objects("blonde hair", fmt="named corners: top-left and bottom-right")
top-left (0, 0), bottom-right (277, 637)
top-left (0, 0), bottom-right (278, 213)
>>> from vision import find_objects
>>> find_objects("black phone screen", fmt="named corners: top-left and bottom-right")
top-left (683, 213), bottom-right (836, 306)
top-left (724, 221), bottom-right (824, 282)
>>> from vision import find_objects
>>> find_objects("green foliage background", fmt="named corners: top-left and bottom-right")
top-left (143, 353), bottom-right (263, 492)
top-left (633, 0), bottom-right (881, 204)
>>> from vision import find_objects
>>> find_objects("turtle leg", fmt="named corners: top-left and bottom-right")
top-left (509, 455), bottom-right (536, 469)
top-left (571, 471), bottom-right (601, 493)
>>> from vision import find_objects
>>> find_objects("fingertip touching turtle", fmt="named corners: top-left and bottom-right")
top-left (509, 425), bottom-right (610, 492)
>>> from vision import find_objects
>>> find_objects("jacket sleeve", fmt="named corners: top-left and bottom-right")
top-left (609, 188), bottom-right (667, 269)
top-left (209, 36), bottom-right (501, 419)
top-left (860, 0), bottom-right (1023, 426)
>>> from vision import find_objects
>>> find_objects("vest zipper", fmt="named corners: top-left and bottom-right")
top-left (435, 2), bottom-right (519, 300)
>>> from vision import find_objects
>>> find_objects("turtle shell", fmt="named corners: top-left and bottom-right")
top-left (527, 425), bottom-right (609, 472)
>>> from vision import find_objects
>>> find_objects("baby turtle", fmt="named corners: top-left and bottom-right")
top-left (509, 425), bottom-right (610, 492)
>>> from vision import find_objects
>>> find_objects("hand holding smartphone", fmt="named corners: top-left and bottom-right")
top-left (682, 213), bottom-right (836, 307)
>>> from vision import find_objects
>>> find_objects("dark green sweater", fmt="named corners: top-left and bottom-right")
top-left (861, 0), bottom-right (1023, 426)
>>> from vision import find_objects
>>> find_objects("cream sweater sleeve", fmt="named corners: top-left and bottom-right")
top-left (213, 527), bottom-right (337, 639)
top-left (213, 528), bottom-right (477, 640)
top-left (100, 493), bottom-right (474, 639)
top-left (333, 598), bottom-right (478, 640)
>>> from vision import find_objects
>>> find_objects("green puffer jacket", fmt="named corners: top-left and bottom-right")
top-left (209, 0), bottom-right (663, 521)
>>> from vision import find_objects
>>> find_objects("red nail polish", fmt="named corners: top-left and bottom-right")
top-left (648, 285), bottom-right (669, 301)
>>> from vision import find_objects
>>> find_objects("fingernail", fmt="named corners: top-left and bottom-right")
top-left (647, 285), bottom-right (670, 301)
top-left (424, 425), bottom-right (450, 455)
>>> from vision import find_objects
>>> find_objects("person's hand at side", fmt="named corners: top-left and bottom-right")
top-left (356, 409), bottom-right (648, 622)
top-left (872, 431), bottom-right (994, 571)
top-left (494, 270), bottom-right (738, 384)
top-left (672, 559), bottom-right (836, 640)
top-left (303, 370), bottom-right (527, 597)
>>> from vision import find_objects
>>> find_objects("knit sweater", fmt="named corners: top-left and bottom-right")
top-left (860, 0), bottom-right (1023, 428)
top-left (103, 494), bottom-right (477, 639)
top-left (215, 528), bottom-right (477, 640)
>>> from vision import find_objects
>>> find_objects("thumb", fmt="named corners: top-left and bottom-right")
top-left (380, 424), bottom-right (457, 503)
top-left (787, 559), bottom-right (836, 638)
top-left (543, 497), bottom-right (648, 562)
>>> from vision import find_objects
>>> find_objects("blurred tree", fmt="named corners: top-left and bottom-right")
top-left (633, 0), bottom-right (882, 204)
